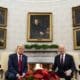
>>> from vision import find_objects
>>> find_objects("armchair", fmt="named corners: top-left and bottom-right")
top-left (67, 51), bottom-right (80, 80)
top-left (0, 51), bottom-right (13, 79)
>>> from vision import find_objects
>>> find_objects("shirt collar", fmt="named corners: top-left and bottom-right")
top-left (60, 53), bottom-right (66, 57)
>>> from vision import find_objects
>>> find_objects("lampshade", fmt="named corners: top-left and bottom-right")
top-left (34, 64), bottom-right (43, 70)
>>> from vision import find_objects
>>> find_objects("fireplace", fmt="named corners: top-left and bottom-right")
top-left (24, 49), bottom-right (58, 71)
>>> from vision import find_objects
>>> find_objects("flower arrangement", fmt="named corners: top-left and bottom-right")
top-left (19, 63), bottom-right (60, 80)
top-left (25, 69), bottom-right (60, 80)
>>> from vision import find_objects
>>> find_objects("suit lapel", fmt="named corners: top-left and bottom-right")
top-left (22, 55), bottom-right (25, 70)
top-left (22, 55), bottom-right (25, 65)
top-left (22, 55), bottom-right (23, 64)
top-left (15, 54), bottom-right (18, 67)
top-left (59, 55), bottom-right (61, 64)
top-left (64, 54), bottom-right (67, 65)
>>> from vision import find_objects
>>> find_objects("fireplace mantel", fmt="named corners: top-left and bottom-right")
top-left (24, 48), bottom-right (58, 52)
top-left (24, 49), bottom-right (58, 71)
top-left (24, 49), bottom-right (58, 63)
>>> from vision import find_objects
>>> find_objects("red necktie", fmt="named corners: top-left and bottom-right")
top-left (18, 55), bottom-right (22, 75)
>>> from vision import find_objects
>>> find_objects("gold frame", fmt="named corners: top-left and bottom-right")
top-left (0, 28), bottom-right (6, 48)
top-left (73, 28), bottom-right (80, 49)
top-left (0, 7), bottom-right (7, 27)
top-left (72, 6), bottom-right (80, 27)
top-left (27, 12), bottom-right (53, 42)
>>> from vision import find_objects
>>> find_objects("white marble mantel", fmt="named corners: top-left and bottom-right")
top-left (24, 49), bottom-right (58, 63)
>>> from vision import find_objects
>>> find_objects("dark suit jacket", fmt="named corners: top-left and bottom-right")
top-left (8, 53), bottom-right (28, 75)
top-left (52, 54), bottom-right (76, 78)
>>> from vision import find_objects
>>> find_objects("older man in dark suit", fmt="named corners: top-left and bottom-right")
top-left (52, 45), bottom-right (76, 80)
top-left (6, 44), bottom-right (28, 80)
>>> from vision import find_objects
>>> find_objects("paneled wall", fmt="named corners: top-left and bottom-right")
top-left (0, 0), bottom-right (80, 56)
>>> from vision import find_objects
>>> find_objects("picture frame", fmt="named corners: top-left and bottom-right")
top-left (0, 28), bottom-right (6, 48)
top-left (27, 12), bottom-right (53, 42)
top-left (73, 28), bottom-right (80, 49)
top-left (72, 6), bottom-right (80, 27)
top-left (0, 7), bottom-right (7, 27)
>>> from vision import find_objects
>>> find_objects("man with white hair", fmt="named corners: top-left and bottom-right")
top-left (6, 44), bottom-right (28, 80)
top-left (52, 45), bottom-right (76, 80)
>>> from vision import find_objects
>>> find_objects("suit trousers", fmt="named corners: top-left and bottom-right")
top-left (5, 71), bottom-right (17, 80)
top-left (65, 76), bottom-right (71, 80)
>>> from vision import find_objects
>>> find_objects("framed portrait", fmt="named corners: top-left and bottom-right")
top-left (0, 7), bottom-right (7, 27)
top-left (72, 6), bottom-right (80, 27)
top-left (0, 28), bottom-right (6, 48)
top-left (73, 28), bottom-right (80, 49)
top-left (27, 12), bottom-right (53, 42)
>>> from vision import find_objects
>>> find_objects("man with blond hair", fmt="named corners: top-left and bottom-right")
top-left (6, 44), bottom-right (28, 80)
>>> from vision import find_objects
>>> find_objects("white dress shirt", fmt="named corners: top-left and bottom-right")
top-left (17, 53), bottom-right (22, 61)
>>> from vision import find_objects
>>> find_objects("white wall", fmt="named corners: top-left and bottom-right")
top-left (0, 0), bottom-right (80, 53)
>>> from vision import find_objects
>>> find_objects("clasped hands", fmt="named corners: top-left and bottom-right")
top-left (16, 73), bottom-right (25, 80)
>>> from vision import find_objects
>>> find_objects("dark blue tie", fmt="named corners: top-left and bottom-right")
top-left (60, 55), bottom-right (63, 64)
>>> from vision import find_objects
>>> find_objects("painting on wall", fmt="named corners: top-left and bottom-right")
top-left (0, 7), bottom-right (7, 27)
top-left (27, 12), bottom-right (53, 42)
top-left (0, 28), bottom-right (6, 48)
top-left (72, 6), bottom-right (80, 27)
top-left (73, 28), bottom-right (80, 49)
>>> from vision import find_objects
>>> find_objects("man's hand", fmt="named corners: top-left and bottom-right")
top-left (16, 73), bottom-right (26, 79)
top-left (22, 73), bottom-right (25, 77)
top-left (16, 74), bottom-right (21, 79)
top-left (64, 69), bottom-right (72, 76)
